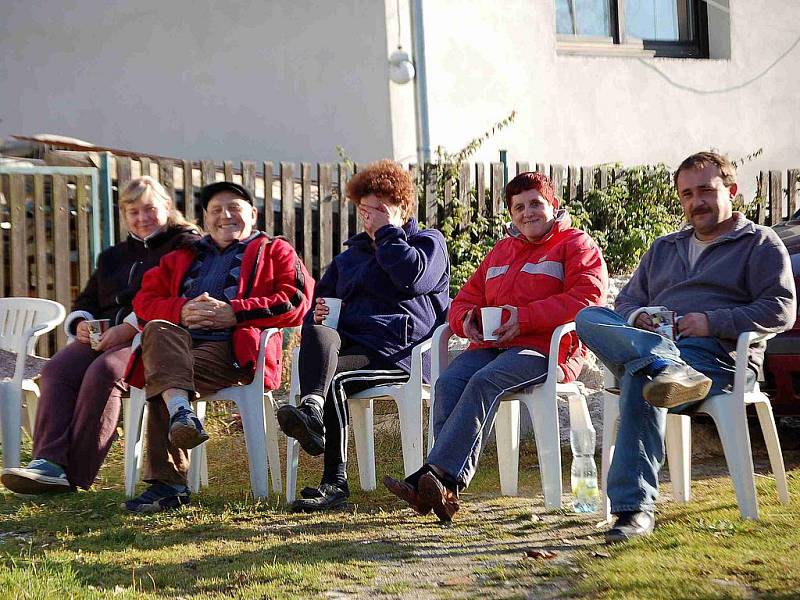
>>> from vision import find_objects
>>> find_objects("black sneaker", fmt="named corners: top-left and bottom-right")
top-left (122, 483), bottom-right (190, 513)
top-left (169, 407), bottom-right (209, 449)
top-left (290, 482), bottom-right (349, 512)
top-left (276, 403), bottom-right (325, 456)
top-left (643, 363), bottom-right (712, 409)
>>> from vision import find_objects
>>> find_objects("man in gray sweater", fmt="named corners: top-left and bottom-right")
top-left (576, 151), bottom-right (795, 543)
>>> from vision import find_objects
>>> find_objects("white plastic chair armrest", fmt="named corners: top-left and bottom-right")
top-left (11, 322), bottom-right (57, 385)
top-left (407, 336), bottom-right (433, 391)
top-left (732, 331), bottom-right (774, 395)
top-left (547, 322), bottom-right (576, 384)
top-left (431, 323), bottom-right (455, 385)
top-left (255, 328), bottom-right (280, 382)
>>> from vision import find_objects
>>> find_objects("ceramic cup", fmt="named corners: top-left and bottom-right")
top-left (480, 306), bottom-right (505, 341)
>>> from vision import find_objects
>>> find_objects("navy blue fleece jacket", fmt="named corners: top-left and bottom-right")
top-left (306, 218), bottom-right (450, 381)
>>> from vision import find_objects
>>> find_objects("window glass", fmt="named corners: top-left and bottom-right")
top-left (556, 0), bottom-right (612, 36)
top-left (625, 0), bottom-right (694, 41)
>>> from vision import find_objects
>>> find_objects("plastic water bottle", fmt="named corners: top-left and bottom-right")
top-left (568, 396), bottom-right (599, 514)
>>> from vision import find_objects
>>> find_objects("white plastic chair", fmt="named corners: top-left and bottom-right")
top-left (600, 331), bottom-right (789, 521)
top-left (285, 339), bottom-right (432, 503)
top-left (429, 322), bottom-right (587, 510)
top-left (0, 298), bottom-right (66, 469)
top-left (124, 328), bottom-right (283, 499)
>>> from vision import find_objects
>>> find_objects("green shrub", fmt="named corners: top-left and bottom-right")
top-left (412, 112), bottom-right (516, 296)
top-left (437, 199), bottom-right (509, 297)
top-left (566, 164), bottom-right (684, 276)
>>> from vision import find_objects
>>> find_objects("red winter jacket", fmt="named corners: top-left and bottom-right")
top-left (126, 233), bottom-right (313, 390)
top-left (449, 211), bottom-right (607, 382)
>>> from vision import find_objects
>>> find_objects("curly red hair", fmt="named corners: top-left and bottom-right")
top-left (346, 160), bottom-right (415, 220)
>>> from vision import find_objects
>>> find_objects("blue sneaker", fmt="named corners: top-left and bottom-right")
top-left (168, 407), bottom-right (209, 449)
top-left (123, 482), bottom-right (190, 513)
top-left (1, 458), bottom-right (72, 494)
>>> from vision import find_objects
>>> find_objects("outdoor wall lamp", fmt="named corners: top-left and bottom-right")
top-left (389, 47), bottom-right (415, 84)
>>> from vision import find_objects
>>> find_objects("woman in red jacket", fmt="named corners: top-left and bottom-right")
top-left (385, 172), bottom-right (607, 521)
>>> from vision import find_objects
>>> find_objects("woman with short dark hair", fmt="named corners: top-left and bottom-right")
top-left (384, 172), bottom-right (607, 522)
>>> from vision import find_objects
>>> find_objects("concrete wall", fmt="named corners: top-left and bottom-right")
top-left (417, 0), bottom-right (800, 199)
top-left (0, 0), bottom-right (395, 164)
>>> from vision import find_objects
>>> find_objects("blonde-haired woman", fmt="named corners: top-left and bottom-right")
top-left (1, 177), bottom-right (200, 494)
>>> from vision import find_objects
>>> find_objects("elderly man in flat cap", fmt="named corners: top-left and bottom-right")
top-left (124, 181), bottom-right (313, 512)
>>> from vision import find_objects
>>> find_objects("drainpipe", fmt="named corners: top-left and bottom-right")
top-left (410, 0), bottom-right (431, 165)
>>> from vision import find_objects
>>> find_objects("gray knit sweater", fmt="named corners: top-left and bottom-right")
top-left (614, 213), bottom-right (796, 371)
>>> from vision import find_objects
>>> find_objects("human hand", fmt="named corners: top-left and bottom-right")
top-left (463, 308), bottom-right (483, 344)
top-left (75, 320), bottom-right (92, 345)
top-left (181, 293), bottom-right (215, 329)
top-left (359, 200), bottom-right (404, 239)
top-left (94, 323), bottom-right (137, 352)
top-left (199, 295), bottom-right (237, 329)
top-left (633, 312), bottom-right (658, 332)
top-left (677, 312), bottom-right (710, 337)
top-left (313, 298), bottom-right (330, 324)
top-left (493, 305), bottom-right (520, 345)
top-left (361, 204), bottom-right (391, 236)
top-left (181, 293), bottom-right (236, 329)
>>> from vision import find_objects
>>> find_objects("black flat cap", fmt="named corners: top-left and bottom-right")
top-left (198, 181), bottom-right (254, 210)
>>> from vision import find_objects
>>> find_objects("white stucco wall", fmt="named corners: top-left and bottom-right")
top-left (0, 0), bottom-right (394, 164)
top-left (417, 0), bottom-right (800, 200)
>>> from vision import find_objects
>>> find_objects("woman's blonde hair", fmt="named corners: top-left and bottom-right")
top-left (119, 176), bottom-right (194, 229)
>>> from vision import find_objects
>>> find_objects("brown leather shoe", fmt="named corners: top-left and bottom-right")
top-left (417, 472), bottom-right (459, 522)
top-left (383, 475), bottom-right (431, 515)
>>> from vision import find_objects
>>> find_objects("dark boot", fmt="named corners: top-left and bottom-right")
top-left (417, 472), bottom-right (459, 523)
top-left (290, 482), bottom-right (349, 512)
top-left (383, 475), bottom-right (432, 515)
top-left (276, 402), bottom-right (325, 456)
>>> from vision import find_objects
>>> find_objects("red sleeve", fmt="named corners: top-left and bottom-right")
top-left (132, 252), bottom-right (188, 325)
top-left (448, 249), bottom-right (491, 337)
top-left (517, 234), bottom-right (607, 333)
top-left (229, 238), bottom-right (314, 329)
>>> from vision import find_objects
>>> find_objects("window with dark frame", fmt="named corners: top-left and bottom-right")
top-left (556, 0), bottom-right (709, 58)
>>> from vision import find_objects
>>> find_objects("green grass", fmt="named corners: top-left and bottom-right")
top-left (571, 468), bottom-right (800, 599)
top-left (2, 411), bottom-right (800, 599)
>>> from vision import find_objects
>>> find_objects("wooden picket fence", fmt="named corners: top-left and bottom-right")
top-left (1, 152), bottom-right (798, 356)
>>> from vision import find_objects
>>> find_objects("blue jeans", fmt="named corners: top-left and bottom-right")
top-left (575, 306), bottom-right (750, 513)
top-left (427, 347), bottom-right (549, 489)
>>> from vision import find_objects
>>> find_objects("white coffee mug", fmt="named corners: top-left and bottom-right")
top-left (480, 306), bottom-right (505, 341)
top-left (321, 298), bottom-right (342, 329)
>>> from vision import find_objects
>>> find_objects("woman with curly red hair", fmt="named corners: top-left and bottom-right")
top-left (277, 159), bottom-right (450, 512)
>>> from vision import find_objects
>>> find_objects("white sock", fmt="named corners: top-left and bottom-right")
top-left (163, 388), bottom-right (191, 418)
top-left (300, 394), bottom-right (324, 413)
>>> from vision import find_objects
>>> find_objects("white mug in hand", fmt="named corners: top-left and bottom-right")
top-left (480, 306), bottom-right (504, 341)
top-left (321, 298), bottom-right (342, 329)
